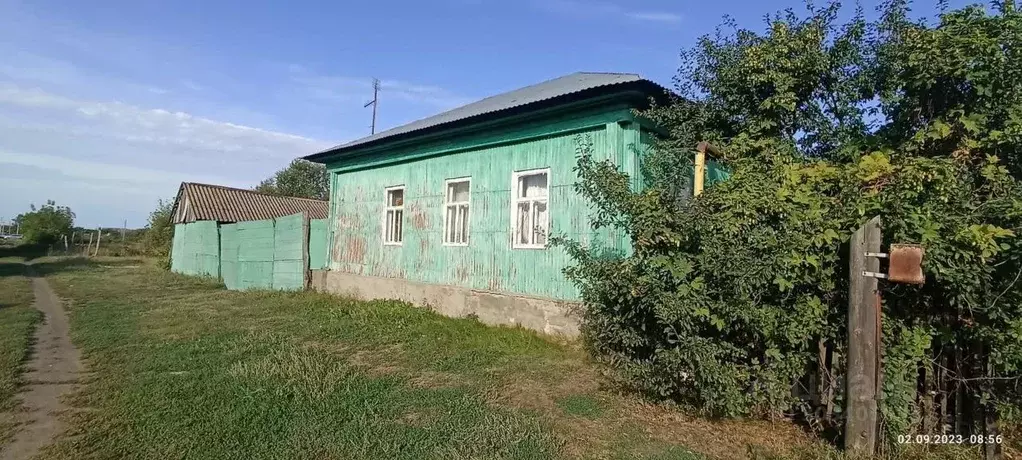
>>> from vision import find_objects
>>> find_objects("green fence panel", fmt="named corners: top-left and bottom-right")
top-left (171, 223), bottom-right (187, 273)
top-left (171, 222), bottom-right (219, 277)
top-left (172, 214), bottom-right (319, 291)
top-left (309, 218), bottom-right (328, 270)
top-left (196, 220), bottom-right (220, 278)
top-left (272, 213), bottom-right (304, 291)
top-left (236, 219), bottom-right (275, 290)
top-left (220, 223), bottom-right (239, 290)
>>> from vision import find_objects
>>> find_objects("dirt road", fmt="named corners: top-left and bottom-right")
top-left (0, 267), bottom-right (82, 460)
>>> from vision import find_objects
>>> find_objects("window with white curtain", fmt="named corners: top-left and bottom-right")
top-left (383, 186), bottom-right (404, 245)
top-left (511, 168), bottom-right (549, 249)
top-left (443, 178), bottom-right (471, 245)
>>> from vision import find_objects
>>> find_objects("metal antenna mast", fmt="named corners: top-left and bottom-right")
top-left (364, 78), bottom-right (380, 134)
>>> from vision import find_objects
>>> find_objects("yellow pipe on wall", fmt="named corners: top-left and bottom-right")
top-left (693, 141), bottom-right (721, 197)
top-left (693, 150), bottom-right (706, 197)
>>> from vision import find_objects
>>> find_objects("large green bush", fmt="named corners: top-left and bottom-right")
top-left (558, 0), bottom-right (1022, 441)
top-left (14, 200), bottom-right (75, 245)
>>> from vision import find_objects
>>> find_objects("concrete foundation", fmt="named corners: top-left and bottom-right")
top-left (310, 270), bottom-right (580, 336)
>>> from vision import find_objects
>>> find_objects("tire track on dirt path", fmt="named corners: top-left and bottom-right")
top-left (0, 264), bottom-right (83, 460)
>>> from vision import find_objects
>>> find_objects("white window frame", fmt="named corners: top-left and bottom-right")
top-left (443, 177), bottom-right (471, 246)
top-left (382, 185), bottom-right (404, 246)
top-left (510, 168), bottom-right (550, 250)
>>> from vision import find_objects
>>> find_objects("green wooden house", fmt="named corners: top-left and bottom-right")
top-left (305, 72), bottom-right (701, 335)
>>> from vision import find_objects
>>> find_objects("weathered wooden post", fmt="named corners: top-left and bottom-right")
top-left (93, 228), bottom-right (102, 257)
top-left (846, 217), bottom-right (926, 454)
top-left (301, 212), bottom-right (311, 290)
top-left (86, 233), bottom-right (93, 257)
top-left (846, 216), bottom-right (882, 454)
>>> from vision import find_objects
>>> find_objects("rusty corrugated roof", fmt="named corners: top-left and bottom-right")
top-left (171, 182), bottom-right (328, 224)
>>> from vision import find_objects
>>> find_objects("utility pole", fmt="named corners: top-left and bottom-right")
top-left (122, 219), bottom-right (127, 243)
top-left (364, 78), bottom-right (380, 135)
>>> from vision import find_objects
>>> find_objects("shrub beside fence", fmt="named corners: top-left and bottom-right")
top-left (171, 213), bottom-right (327, 291)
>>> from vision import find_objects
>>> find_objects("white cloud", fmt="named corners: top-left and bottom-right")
top-left (0, 2), bottom-right (462, 227)
top-left (0, 83), bottom-right (330, 157)
top-left (534, 0), bottom-right (681, 24)
top-left (287, 66), bottom-right (472, 110)
top-left (0, 83), bottom-right (334, 227)
top-left (181, 79), bottom-right (205, 92)
top-left (0, 150), bottom-right (243, 192)
top-left (626, 11), bottom-right (682, 23)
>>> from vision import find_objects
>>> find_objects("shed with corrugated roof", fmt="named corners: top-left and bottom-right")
top-left (170, 182), bottom-right (328, 224)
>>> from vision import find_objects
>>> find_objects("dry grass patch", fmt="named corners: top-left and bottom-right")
top-left (623, 401), bottom-right (814, 460)
top-left (486, 358), bottom-right (819, 460)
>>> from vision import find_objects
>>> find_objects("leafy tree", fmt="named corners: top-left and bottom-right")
top-left (139, 199), bottom-right (174, 258)
top-left (255, 159), bottom-right (329, 200)
top-left (15, 200), bottom-right (75, 245)
top-left (559, 0), bottom-right (1022, 443)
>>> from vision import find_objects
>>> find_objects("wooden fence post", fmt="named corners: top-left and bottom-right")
top-left (845, 216), bottom-right (882, 454)
top-left (93, 228), bottom-right (102, 257)
top-left (86, 233), bottom-right (93, 257)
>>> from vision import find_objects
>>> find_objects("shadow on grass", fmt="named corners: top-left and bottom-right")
top-left (0, 244), bottom-right (142, 281)
top-left (0, 243), bottom-right (49, 261)
top-left (29, 257), bottom-right (143, 278)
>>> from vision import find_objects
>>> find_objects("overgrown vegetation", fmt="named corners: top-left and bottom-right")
top-left (558, 0), bottom-right (1022, 450)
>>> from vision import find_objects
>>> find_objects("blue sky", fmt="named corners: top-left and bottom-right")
top-left (0, 0), bottom-right (964, 228)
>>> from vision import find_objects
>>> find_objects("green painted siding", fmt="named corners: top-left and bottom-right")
top-left (326, 111), bottom-right (643, 300)
top-left (272, 214), bottom-right (305, 290)
top-left (173, 213), bottom-right (321, 291)
top-left (309, 218), bottom-right (328, 270)
top-left (236, 219), bottom-right (276, 290)
top-left (220, 223), bottom-right (240, 289)
top-left (170, 221), bottom-right (219, 277)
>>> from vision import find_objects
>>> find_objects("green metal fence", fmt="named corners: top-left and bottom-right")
top-left (309, 218), bottom-right (328, 271)
top-left (171, 214), bottom-right (328, 291)
top-left (170, 220), bottom-right (220, 277)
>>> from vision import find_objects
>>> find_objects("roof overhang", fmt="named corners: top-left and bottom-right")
top-left (304, 79), bottom-right (671, 164)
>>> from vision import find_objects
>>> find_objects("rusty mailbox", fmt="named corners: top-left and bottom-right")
top-left (888, 244), bottom-right (925, 284)
top-left (864, 244), bottom-right (926, 285)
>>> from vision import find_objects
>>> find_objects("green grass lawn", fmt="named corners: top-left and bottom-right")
top-left (0, 257), bottom-right (42, 446)
top-left (33, 257), bottom-right (815, 460)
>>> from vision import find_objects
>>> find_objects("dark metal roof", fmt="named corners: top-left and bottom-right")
top-left (171, 182), bottom-right (329, 224)
top-left (305, 72), bottom-right (665, 161)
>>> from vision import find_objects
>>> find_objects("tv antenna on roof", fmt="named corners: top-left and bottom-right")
top-left (364, 78), bottom-right (380, 135)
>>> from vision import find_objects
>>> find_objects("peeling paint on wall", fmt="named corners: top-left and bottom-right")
top-left (325, 113), bottom-right (645, 300)
top-left (410, 203), bottom-right (429, 230)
